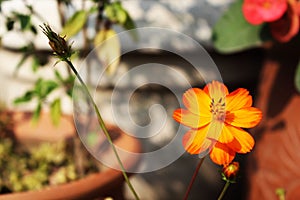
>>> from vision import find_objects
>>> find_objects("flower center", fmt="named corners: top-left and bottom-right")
top-left (210, 97), bottom-right (226, 122)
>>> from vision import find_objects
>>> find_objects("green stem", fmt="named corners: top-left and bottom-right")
top-left (276, 188), bottom-right (286, 200)
top-left (183, 157), bottom-right (205, 200)
top-left (217, 181), bottom-right (231, 200)
top-left (65, 59), bottom-right (140, 200)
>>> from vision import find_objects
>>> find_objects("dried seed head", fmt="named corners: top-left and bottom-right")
top-left (40, 23), bottom-right (73, 60)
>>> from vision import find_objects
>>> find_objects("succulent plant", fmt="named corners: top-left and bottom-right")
top-left (0, 137), bottom-right (100, 194)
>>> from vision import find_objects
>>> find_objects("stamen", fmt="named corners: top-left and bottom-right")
top-left (210, 97), bottom-right (226, 122)
top-left (218, 98), bottom-right (222, 104)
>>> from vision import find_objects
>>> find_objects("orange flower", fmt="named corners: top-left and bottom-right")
top-left (173, 81), bottom-right (262, 165)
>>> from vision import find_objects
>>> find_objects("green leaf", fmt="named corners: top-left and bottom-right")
top-left (123, 12), bottom-right (138, 41)
top-left (30, 25), bottom-right (37, 35)
top-left (14, 53), bottom-right (30, 75)
top-left (295, 61), bottom-right (300, 92)
top-left (32, 102), bottom-right (42, 123)
top-left (212, 0), bottom-right (271, 53)
top-left (105, 2), bottom-right (133, 25)
top-left (54, 70), bottom-right (64, 83)
top-left (115, 6), bottom-right (127, 24)
top-left (35, 79), bottom-right (58, 99)
top-left (32, 56), bottom-right (40, 72)
top-left (65, 75), bottom-right (75, 98)
top-left (6, 18), bottom-right (14, 31)
top-left (50, 98), bottom-right (61, 126)
top-left (105, 2), bottom-right (124, 23)
top-left (14, 91), bottom-right (35, 104)
top-left (61, 10), bottom-right (88, 40)
top-left (54, 71), bottom-right (74, 97)
top-left (104, 2), bottom-right (137, 40)
top-left (88, 5), bottom-right (98, 14)
top-left (16, 14), bottom-right (31, 30)
top-left (94, 29), bottom-right (121, 75)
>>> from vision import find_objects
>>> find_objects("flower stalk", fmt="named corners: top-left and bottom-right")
top-left (217, 180), bottom-right (231, 200)
top-left (183, 157), bottom-right (205, 200)
top-left (40, 24), bottom-right (140, 200)
top-left (218, 161), bottom-right (240, 200)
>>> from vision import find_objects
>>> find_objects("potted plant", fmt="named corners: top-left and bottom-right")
top-left (0, 109), bottom-right (141, 200)
top-left (212, 0), bottom-right (300, 199)
top-left (0, 0), bottom-right (141, 199)
top-left (0, 0), bottom-right (136, 122)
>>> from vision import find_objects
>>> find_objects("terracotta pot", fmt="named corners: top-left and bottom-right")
top-left (247, 41), bottom-right (300, 200)
top-left (11, 111), bottom-right (75, 143)
top-left (0, 111), bottom-right (141, 200)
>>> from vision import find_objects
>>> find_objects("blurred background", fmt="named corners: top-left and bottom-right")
top-left (0, 0), bottom-right (279, 199)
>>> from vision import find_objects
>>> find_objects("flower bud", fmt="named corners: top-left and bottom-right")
top-left (40, 24), bottom-right (73, 60)
top-left (222, 161), bottom-right (239, 182)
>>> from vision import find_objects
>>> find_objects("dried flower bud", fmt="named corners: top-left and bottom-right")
top-left (40, 23), bottom-right (73, 60)
top-left (222, 161), bottom-right (239, 182)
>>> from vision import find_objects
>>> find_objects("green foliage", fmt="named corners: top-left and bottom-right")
top-left (13, 91), bottom-right (35, 104)
top-left (32, 102), bottom-right (42, 123)
top-left (16, 13), bottom-right (31, 30)
top-left (14, 70), bottom-right (74, 125)
top-left (212, 0), bottom-right (272, 53)
top-left (295, 61), bottom-right (300, 93)
top-left (50, 98), bottom-right (61, 126)
top-left (105, 1), bottom-right (137, 40)
top-left (31, 56), bottom-right (40, 72)
top-left (105, 2), bottom-right (127, 24)
top-left (54, 70), bottom-right (75, 97)
top-left (14, 78), bottom-right (59, 124)
top-left (61, 10), bottom-right (88, 40)
top-left (5, 9), bottom-right (37, 35)
top-left (6, 0), bottom-right (136, 124)
top-left (5, 18), bottom-right (14, 31)
top-left (35, 79), bottom-right (59, 99)
top-left (0, 138), bottom-right (99, 193)
top-left (30, 142), bottom-right (67, 164)
top-left (94, 28), bottom-right (121, 75)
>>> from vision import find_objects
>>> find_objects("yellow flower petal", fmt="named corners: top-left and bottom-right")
top-left (218, 124), bottom-right (235, 143)
top-left (226, 88), bottom-right (252, 111)
top-left (226, 125), bottom-right (255, 153)
top-left (182, 88), bottom-right (211, 116)
top-left (206, 120), bottom-right (224, 141)
top-left (203, 81), bottom-right (229, 99)
top-left (173, 109), bottom-right (211, 128)
top-left (182, 126), bottom-right (209, 154)
top-left (225, 107), bottom-right (262, 128)
top-left (210, 142), bottom-right (235, 165)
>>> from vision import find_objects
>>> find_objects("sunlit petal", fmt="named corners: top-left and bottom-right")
top-left (210, 142), bottom-right (235, 165)
top-left (182, 88), bottom-right (211, 116)
top-left (226, 88), bottom-right (252, 111)
top-left (226, 125), bottom-right (255, 153)
top-left (203, 81), bottom-right (229, 98)
top-left (173, 109), bottom-right (211, 128)
top-left (182, 125), bottom-right (210, 154)
top-left (225, 107), bottom-right (262, 128)
top-left (206, 120), bottom-right (224, 141)
top-left (218, 124), bottom-right (235, 143)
